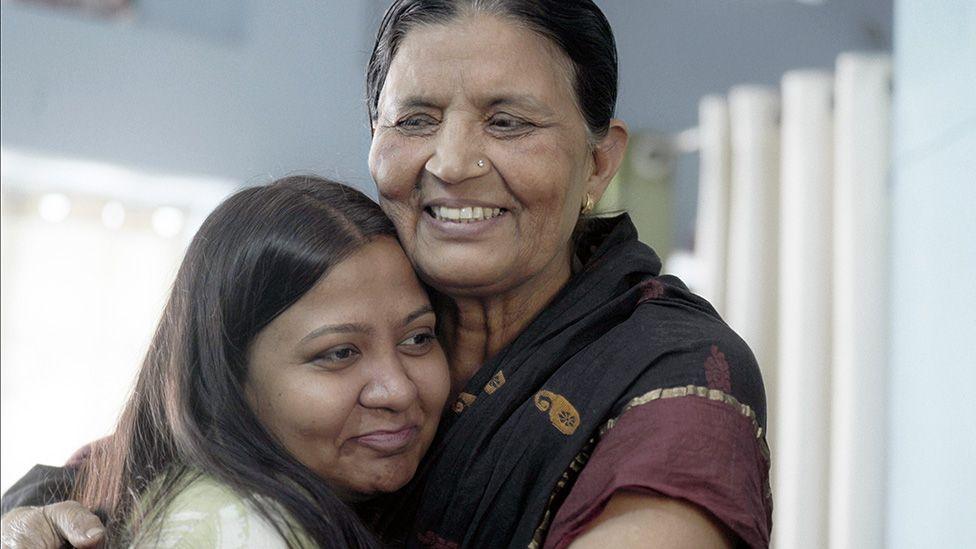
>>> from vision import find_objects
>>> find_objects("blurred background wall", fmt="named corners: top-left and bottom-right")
top-left (887, 1), bottom-right (976, 547)
top-left (1, 0), bottom-right (378, 189)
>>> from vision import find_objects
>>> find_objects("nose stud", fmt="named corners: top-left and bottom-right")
top-left (477, 159), bottom-right (486, 168)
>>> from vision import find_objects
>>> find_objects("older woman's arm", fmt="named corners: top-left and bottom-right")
top-left (1, 502), bottom-right (105, 548)
top-left (569, 492), bottom-right (732, 549)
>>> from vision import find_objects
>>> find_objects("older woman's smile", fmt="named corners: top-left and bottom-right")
top-left (427, 205), bottom-right (506, 223)
top-left (424, 209), bottom-right (509, 240)
top-left (424, 200), bottom-right (510, 239)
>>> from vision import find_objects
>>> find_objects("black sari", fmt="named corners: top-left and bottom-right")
top-left (378, 214), bottom-right (770, 548)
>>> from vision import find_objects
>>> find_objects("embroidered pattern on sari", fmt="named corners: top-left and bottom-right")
top-left (484, 370), bottom-right (507, 394)
top-left (451, 392), bottom-right (478, 414)
top-left (705, 344), bottom-right (733, 393)
top-left (417, 530), bottom-right (460, 549)
top-left (533, 391), bottom-right (581, 435)
top-left (528, 438), bottom-right (596, 549)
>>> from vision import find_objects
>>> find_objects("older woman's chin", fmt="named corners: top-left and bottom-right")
top-left (412, 254), bottom-right (521, 296)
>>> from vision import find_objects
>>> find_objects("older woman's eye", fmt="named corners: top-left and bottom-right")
top-left (487, 114), bottom-right (533, 135)
top-left (396, 114), bottom-right (438, 133)
top-left (399, 331), bottom-right (436, 355)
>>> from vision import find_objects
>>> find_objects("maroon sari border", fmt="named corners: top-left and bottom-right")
top-left (602, 384), bottom-right (769, 460)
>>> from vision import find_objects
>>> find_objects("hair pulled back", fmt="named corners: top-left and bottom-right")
top-left (366, 0), bottom-right (618, 139)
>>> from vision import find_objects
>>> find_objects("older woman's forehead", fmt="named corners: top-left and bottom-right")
top-left (383, 21), bottom-right (576, 111)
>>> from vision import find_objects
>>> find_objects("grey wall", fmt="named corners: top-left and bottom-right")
top-left (601, 0), bottom-right (892, 134)
top-left (1, 0), bottom-right (378, 192)
top-left (886, 1), bottom-right (976, 546)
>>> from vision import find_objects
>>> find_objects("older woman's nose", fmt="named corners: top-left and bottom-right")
top-left (424, 121), bottom-right (486, 185)
top-left (359, 355), bottom-right (420, 412)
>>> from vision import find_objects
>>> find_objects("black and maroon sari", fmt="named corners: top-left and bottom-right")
top-left (2, 214), bottom-right (772, 548)
top-left (378, 214), bottom-right (771, 548)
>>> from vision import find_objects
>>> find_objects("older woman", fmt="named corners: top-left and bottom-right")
top-left (2, 1), bottom-right (771, 547)
top-left (365, 1), bottom-right (770, 548)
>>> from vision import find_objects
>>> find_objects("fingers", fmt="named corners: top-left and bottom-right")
top-left (1, 502), bottom-right (105, 549)
top-left (1, 506), bottom-right (63, 549)
top-left (42, 501), bottom-right (105, 548)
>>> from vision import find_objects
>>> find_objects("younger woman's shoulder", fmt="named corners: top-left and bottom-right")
top-left (133, 475), bottom-right (306, 549)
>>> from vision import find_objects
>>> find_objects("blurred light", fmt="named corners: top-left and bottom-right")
top-left (101, 200), bottom-right (126, 230)
top-left (2, 148), bottom-right (239, 215)
top-left (665, 249), bottom-right (703, 293)
top-left (38, 193), bottom-right (72, 223)
top-left (151, 206), bottom-right (184, 238)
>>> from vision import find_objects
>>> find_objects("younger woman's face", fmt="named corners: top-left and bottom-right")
top-left (245, 236), bottom-right (450, 498)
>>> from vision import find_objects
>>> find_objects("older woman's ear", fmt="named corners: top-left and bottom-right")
top-left (586, 119), bottom-right (629, 204)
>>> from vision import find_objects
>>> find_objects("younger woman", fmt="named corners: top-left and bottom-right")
top-left (57, 176), bottom-right (449, 547)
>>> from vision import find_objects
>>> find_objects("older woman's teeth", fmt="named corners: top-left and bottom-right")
top-left (431, 206), bottom-right (504, 222)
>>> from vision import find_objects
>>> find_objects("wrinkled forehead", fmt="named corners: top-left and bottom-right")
top-left (379, 14), bottom-right (577, 113)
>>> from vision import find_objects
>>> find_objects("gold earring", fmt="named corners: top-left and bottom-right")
top-left (580, 193), bottom-right (595, 215)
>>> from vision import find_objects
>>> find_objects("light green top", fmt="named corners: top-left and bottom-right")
top-left (130, 473), bottom-right (315, 548)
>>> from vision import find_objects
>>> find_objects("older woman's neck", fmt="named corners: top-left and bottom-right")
top-left (436, 255), bottom-right (573, 395)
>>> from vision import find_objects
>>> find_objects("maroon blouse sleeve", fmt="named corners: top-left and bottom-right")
top-left (543, 391), bottom-right (772, 548)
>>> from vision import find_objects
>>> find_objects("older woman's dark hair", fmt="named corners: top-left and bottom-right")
top-left (73, 176), bottom-right (394, 548)
top-left (366, 0), bottom-right (618, 139)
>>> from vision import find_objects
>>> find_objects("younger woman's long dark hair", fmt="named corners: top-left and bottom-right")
top-left (73, 175), bottom-right (396, 548)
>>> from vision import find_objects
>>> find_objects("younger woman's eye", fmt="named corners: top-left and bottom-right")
top-left (314, 345), bottom-right (361, 368)
top-left (399, 331), bottom-right (437, 355)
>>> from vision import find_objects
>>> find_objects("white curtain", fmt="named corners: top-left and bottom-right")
top-left (694, 52), bottom-right (892, 548)
top-left (828, 53), bottom-right (891, 549)
top-left (777, 69), bottom-right (835, 549)
top-left (725, 85), bottom-right (781, 448)
top-left (695, 95), bottom-right (731, 316)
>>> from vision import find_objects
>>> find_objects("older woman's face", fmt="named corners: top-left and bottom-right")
top-left (369, 14), bottom-right (596, 297)
top-left (245, 237), bottom-right (450, 498)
